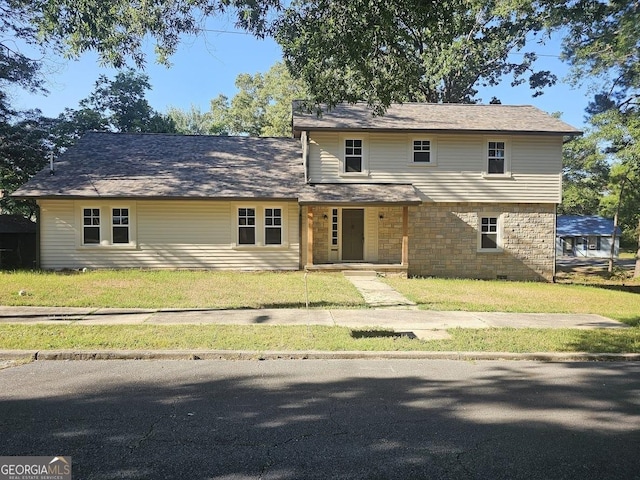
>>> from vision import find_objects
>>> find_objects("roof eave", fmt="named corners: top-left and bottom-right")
top-left (292, 126), bottom-right (583, 136)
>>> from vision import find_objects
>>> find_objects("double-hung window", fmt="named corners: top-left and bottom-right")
top-left (83, 208), bottom-right (101, 245)
top-left (413, 140), bottom-right (431, 163)
top-left (265, 208), bottom-right (282, 245)
top-left (344, 139), bottom-right (363, 173)
top-left (487, 141), bottom-right (506, 174)
top-left (112, 208), bottom-right (129, 244)
top-left (479, 215), bottom-right (501, 251)
top-left (238, 208), bottom-right (256, 245)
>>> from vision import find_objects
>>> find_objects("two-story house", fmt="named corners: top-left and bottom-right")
top-left (13, 103), bottom-right (580, 280)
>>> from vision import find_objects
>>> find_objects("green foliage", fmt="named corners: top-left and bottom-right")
top-left (169, 62), bottom-right (307, 136)
top-left (559, 133), bottom-right (609, 215)
top-left (560, 0), bottom-right (639, 112)
top-left (0, 111), bottom-right (53, 216)
top-left (78, 69), bottom-right (176, 133)
top-left (23, 0), bottom-right (282, 68)
top-left (274, 0), bottom-right (556, 110)
top-left (167, 105), bottom-right (227, 135)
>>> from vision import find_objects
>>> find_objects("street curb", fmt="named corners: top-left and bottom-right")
top-left (1, 349), bottom-right (639, 362)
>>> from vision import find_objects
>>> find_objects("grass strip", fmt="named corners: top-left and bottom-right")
top-left (383, 277), bottom-right (640, 326)
top-left (1, 325), bottom-right (638, 354)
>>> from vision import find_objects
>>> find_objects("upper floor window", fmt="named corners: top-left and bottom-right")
top-left (238, 208), bottom-right (256, 245)
top-left (83, 208), bottom-right (100, 244)
top-left (344, 139), bottom-right (363, 173)
top-left (413, 140), bottom-right (431, 163)
top-left (264, 208), bottom-right (282, 245)
top-left (112, 208), bottom-right (129, 244)
top-left (487, 141), bottom-right (506, 174)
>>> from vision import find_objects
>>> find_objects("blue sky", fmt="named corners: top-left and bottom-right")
top-left (10, 17), bottom-right (591, 130)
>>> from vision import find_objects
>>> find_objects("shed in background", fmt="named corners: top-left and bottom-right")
top-left (0, 215), bottom-right (37, 269)
top-left (556, 215), bottom-right (620, 258)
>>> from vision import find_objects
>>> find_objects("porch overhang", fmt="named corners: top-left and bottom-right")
top-left (297, 183), bottom-right (422, 206)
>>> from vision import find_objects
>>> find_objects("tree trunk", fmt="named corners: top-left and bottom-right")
top-left (634, 218), bottom-right (640, 278)
top-left (609, 176), bottom-right (627, 274)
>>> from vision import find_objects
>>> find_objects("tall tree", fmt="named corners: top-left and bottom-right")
top-left (274, 0), bottom-right (556, 110)
top-left (171, 62), bottom-right (307, 136)
top-left (78, 69), bottom-right (176, 133)
top-left (559, 0), bottom-right (640, 275)
top-left (0, 111), bottom-right (53, 216)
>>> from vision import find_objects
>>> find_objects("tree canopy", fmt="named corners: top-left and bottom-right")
top-left (168, 62), bottom-right (307, 136)
top-left (274, 0), bottom-right (556, 110)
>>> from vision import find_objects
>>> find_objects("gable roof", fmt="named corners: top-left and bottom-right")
top-left (292, 102), bottom-right (582, 136)
top-left (556, 215), bottom-right (621, 236)
top-left (0, 215), bottom-right (36, 234)
top-left (13, 132), bottom-right (305, 200)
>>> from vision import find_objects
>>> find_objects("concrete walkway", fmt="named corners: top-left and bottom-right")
top-left (343, 271), bottom-right (417, 308)
top-left (0, 305), bottom-right (626, 334)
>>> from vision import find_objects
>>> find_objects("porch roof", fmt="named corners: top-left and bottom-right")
top-left (298, 183), bottom-right (421, 205)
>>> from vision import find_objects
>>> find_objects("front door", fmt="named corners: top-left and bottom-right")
top-left (342, 209), bottom-right (364, 261)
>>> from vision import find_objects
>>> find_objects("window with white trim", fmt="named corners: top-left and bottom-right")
top-left (344, 139), bottom-right (363, 172)
top-left (264, 208), bottom-right (282, 245)
top-left (112, 208), bottom-right (129, 244)
top-left (238, 208), bottom-right (256, 245)
top-left (412, 140), bottom-right (431, 163)
top-left (83, 208), bottom-right (100, 245)
top-left (479, 216), bottom-right (501, 250)
top-left (487, 141), bottom-right (506, 174)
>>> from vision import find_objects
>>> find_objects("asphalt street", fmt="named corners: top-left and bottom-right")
top-left (1, 359), bottom-right (639, 480)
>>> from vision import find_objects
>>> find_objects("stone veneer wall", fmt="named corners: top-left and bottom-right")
top-left (310, 206), bottom-right (330, 264)
top-left (377, 206), bottom-right (404, 264)
top-left (408, 203), bottom-right (556, 281)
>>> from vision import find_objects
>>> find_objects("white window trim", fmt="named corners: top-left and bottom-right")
top-left (339, 134), bottom-right (369, 177)
top-left (264, 206), bottom-right (283, 246)
top-left (232, 204), bottom-right (290, 250)
top-left (407, 135), bottom-right (437, 166)
top-left (75, 202), bottom-right (137, 249)
top-left (477, 213), bottom-right (504, 253)
top-left (482, 138), bottom-right (511, 178)
top-left (111, 207), bottom-right (131, 245)
top-left (81, 207), bottom-right (101, 246)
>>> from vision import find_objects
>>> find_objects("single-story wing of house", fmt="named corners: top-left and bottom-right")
top-left (556, 215), bottom-right (621, 258)
top-left (13, 103), bottom-right (581, 280)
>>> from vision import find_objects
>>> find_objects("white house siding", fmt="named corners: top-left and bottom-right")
top-left (307, 133), bottom-right (563, 203)
top-left (37, 199), bottom-right (300, 270)
top-left (556, 236), bottom-right (619, 258)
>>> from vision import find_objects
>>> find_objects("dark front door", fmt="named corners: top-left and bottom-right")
top-left (342, 209), bottom-right (364, 261)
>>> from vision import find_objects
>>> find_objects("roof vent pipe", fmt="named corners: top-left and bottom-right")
top-left (49, 152), bottom-right (55, 175)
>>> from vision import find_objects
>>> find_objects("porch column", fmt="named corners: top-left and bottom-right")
top-left (402, 206), bottom-right (409, 266)
top-left (306, 207), bottom-right (314, 267)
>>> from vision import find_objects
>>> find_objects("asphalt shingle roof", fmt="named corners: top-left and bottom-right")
top-left (293, 102), bottom-right (582, 136)
top-left (556, 215), bottom-right (621, 236)
top-left (298, 184), bottom-right (421, 205)
top-left (14, 132), bottom-right (306, 200)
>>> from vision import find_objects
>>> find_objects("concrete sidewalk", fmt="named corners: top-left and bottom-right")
top-left (0, 305), bottom-right (627, 336)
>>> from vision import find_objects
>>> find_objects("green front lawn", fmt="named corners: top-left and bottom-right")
top-left (0, 270), bottom-right (364, 309)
